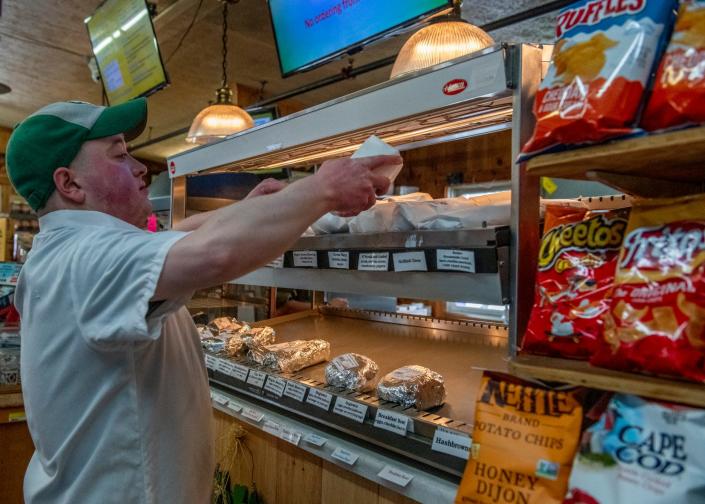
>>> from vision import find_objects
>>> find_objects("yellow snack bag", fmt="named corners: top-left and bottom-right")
top-left (455, 372), bottom-right (583, 504)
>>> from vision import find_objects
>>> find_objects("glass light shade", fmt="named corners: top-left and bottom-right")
top-left (390, 20), bottom-right (494, 79)
top-left (186, 104), bottom-right (254, 144)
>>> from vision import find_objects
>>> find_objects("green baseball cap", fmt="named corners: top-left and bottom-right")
top-left (6, 98), bottom-right (148, 211)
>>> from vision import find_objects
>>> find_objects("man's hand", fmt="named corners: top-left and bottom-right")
top-left (246, 178), bottom-right (287, 199)
top-left (315, 154), bottom-right (399, 217)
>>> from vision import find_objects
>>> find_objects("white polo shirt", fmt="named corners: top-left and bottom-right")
top-left (15, 210), bottom-right (213, 504)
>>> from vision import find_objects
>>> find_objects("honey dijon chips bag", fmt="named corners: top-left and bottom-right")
top-left (592, 194), bottom-right (705, 382)
top-left (455, 373), bottom-right (583, 504)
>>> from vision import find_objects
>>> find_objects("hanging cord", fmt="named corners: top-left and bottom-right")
top-left (165, 0), bottom-right (205, 64)
top-left (221, 1), bottom-right (229, 87)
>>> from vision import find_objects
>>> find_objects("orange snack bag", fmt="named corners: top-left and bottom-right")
top-left (592, 194), bottom-right (705, 381)
top-left (455, 372), bottom-right (583, 504)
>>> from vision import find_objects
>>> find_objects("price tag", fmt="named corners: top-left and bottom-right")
top-left (374, 410), bottom-right (410, 436)
top-left (393, 251), bottom-right (428, 272)
top-left (267, 256), bottom-right (284, 268)
top-left (303, 433), bottom-right (327, 447)
top-left (284, 381), bottom-right (308, 402)
top-left (205, 354), bottom-right (217, 370)
top-left (306, 389), bottom-right (333, 411)
top-left (436, 249), bottom-right (476, 273)
top-left (264, 376), bottom-right (286, 398)
top-left (293, 251), bottom-right (317, 268)
top-left (246, 370), bottom-right (267, 389)
top-left (357, 252), bottom-right (389, 271)
top-left (431, 427), bottom-right (472, 459)
top-left (216, 358), bottom-right (247, 381)
top-left (378, 465), bottom-right (414, 487)
top-left (280, 426), bottom-right (302, 446)
top-left (242, 407), bottom-right (264, 423)
top-left (227, 401), bottom-right (243, 413)
top-left (328, 251), bottom-right (349, 269)
top-left (331, 447), bottom-right (359, 466)
top-left (262, 420), bottom-right (281, 437)
top-left (333, 398), bottom-right (368, 423)
top-left (211, 392), bottom-right (229, 406)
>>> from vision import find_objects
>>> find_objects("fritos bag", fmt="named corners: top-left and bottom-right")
top-left (523, 205), bottom-right (628, 359)
top-left (456, 372), bottom-right (583, 504)
top-left (563, 394), bottom-right (705, 504)
top-left (592, 194), bottom-right (705, 381)
top-left (521, 0), bottom-right (676, 158)
top-left (642, 1), bottom-right (705, 131)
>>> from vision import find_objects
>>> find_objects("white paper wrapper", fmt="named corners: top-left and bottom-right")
top-left (399, 191), bottom-right (512, 230)
top-left (376, 365), bottom-right (446, 410)
top-left (351, 135), bottom-right (402, 184)
top-left (311, 212), bottom-right (351, 235)
top-left (247, 339), bottom-right (330, 373)
top-left (325, 353), bottom-right (379, 392)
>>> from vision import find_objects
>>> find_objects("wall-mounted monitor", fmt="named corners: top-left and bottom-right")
top-left (267, 0), bottom-right (452, 77)
top-left (86, 0), bottom-right (169, 105)
top-left (246, 105), bottom-right (280, 127)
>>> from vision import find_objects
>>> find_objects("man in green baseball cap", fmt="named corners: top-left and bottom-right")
top-left (8, 98), bottom-right (400, 504)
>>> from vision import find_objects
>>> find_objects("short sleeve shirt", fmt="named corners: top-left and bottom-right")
top-left (15, 210), bottom-right (214, 504)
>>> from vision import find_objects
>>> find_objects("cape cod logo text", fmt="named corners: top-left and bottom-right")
top-left (556, 0), bottom-right (646, 37)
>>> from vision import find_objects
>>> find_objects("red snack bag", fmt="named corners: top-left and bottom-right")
top-left (523, 205), bottom-right (628, 359)
top-left (521, 0), bottom-right (676, 158)
top-left (642, 1), bottom-right (705, 131)
top-left (592, 194), bottom-right (705, 381)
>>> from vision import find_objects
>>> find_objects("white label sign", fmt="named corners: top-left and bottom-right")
top-left (280, 426), bottom-right (302, 446)
top-left (246, 370), bottom-right (267, 389)
top-left (267, 256), bottom-right (284, 269)
top-left (306, 389), bottom-right (333, 411)
top-left (328, 251), bottom-right (350, 269)
top-left (431, 427), bottom-right (472, 460)
top-left (303, 433), bottom-right (327, 447)
top-left (331, 447), bottom-right (359, 466)
top-left (293, 251), bottom-right (317, 268)
top-left (374, 410), bottom-right (410, 436)
top-left (358, 252), bottom-right (389, 271)
top-left (227, 401), bottom-right (242, 413)
top-left (216, 358), bottom-right (248, 381)
top-left (262, 420), bottom-right (281, 437)
top-left (264, 376), bottom-right (286, 398)
top-left (242, 407), bottom-right (264, 423)
top-left (333, 398), bottom-right (368, 423)
top-left (393, 251), bottom-right (428, 272)
top-left (378, 465), bottom-right (414, 487)
top-left (211, 392), bottom-right (228, 406)
top-left (437, 249), bottom-right (476, 273)
top-left (284, 381), bottom-right (308, 402)
top-left (205, 354), bottom-right (217, 370)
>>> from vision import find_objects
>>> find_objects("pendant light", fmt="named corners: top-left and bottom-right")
top-left (390, 0), bottom-right (494, 79)
top-left (186, 0), bottom-right (253, 144)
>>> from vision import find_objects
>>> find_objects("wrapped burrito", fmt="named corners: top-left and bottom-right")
top-left (207, 317), bottom-right (249, 334)
top-left (377, 365), bottom-right (446, 410)
top-left (226, 326), bottom-right (276, 357)
top-left (325, 353), bottom-right (379, 392)
top-left (248, 339), bottom-right (330, 374)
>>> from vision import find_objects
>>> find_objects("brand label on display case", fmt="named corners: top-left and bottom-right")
top-left (246, 370), bottom-right (267, 389)
top-left (332, 398), bottom-right (368, 423)
top-left (205, 354), bottom-right (217, 370)
top-left (374, 410), bottom-right (410, 436)
top-left (378, 465), bottom-right (414, 487)
top-left (284, 381), bottom-right (308, 402)
top-left (331, 447), bottom-right (359, 466)
top-left (293, 250), bottom-right (317, 268)
top-left (431, 427), bottom-right (472, 459)
top-left (304, 433), bottom-right (327, 447)
top-left (242, 407), bottom-right (264, 423)
top-left (328, 251), bottom-right (350, 269)
top-left (306, 389), bottom-right (333, 411)
top-left (264, 376), bottom-right (286, 398)
top-left (393, 251), bottom-right (428, 272)
top-left (358, 252), bottom-right (389, 271)
top-left (437, 249), bottom-right (476, 273)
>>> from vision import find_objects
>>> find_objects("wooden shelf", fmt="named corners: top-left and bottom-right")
top-left (526, 127), bottom-right (705, 197)
top-left (509, 354), bottom-right (705, 408)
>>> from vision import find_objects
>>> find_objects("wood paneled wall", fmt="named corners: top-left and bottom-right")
top-left (213, 409), bottom-right (417, 504)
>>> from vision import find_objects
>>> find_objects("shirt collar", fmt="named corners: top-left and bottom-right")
top-left (38, 210), bottom-right (142, 232)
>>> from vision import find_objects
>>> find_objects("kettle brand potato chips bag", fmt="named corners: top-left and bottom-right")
top-left (592, 194), bottom-right (705, 381)
top-left (455, 373), bottom-right (583, 504)
top-left (523, 205), bottom-right (628, 359)
top-left (521, 0), bottom-right (676, 158)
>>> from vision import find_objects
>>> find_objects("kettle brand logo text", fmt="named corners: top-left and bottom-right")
top-left (538, 214), bottom-right (626, 270)
top-left (479, 377), bottom-right (576, 417)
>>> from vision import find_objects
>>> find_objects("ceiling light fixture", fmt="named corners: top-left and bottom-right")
top-left (186, 0), bottom-right (253, 144)
top-left (390, 0), bottom-right (494, 79)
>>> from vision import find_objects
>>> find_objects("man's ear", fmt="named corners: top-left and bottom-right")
top-left (53, 167), bottom-right (85, 205)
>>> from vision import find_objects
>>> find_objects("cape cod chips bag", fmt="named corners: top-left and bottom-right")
top-left (521, 0), bottom-right (677, 158)
top-left (642, 1), bottom-right (705, 131)
top-left (523, 205), bottom-right (628, 359)
top-left (592, 194), bottom-right (705, 381)
top-left (456, 372), bottom-right (583, 504)
top-left (563, 394), bottom-right (705, 504)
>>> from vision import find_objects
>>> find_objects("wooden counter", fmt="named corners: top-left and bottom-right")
top-left (0, 385), bottom-right (33, 504)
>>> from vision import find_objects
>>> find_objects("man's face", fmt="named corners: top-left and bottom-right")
top-left (71, 134), bottom-right (152, 227)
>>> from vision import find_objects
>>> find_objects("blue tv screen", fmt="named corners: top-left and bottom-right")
top-left (267, 0), bottom-right (452, 76)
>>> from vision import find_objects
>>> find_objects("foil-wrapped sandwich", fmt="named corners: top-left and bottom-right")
top-left (325, 353), bottom-right (379, 392)
top-left (196, 324), bottom-right (215, 340)
top-left (377, 365), bottom-right (446, 410)
top-left (201, 337), bottom-right (226, 353)
top-left (226, 326), bottom-right (276, 357)
top-left (207, 317), bottom-right (248, 334)
top-left (248, 339), bottom-right (330, 374)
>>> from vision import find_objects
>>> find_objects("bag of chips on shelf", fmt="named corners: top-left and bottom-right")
top-left (520, 0), bottom-right (677, 158)
top-left (642, 1), bottom-right (705, 131)
top-left (563, 394), bottom-right (705, 504)
top-left (522, 205), bottom-right (628, 359)
top-left (592, 194), bottom-right (705, 382)
top-left (456, 372), bottom-right (583, 504)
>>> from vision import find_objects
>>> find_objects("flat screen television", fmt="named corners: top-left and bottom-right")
top-left (246, 105), bottom-right (279, 127)
top-left (86, 0), bottom-right (169, 105)
top-left (267, 0), bottom-right (453, 77)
